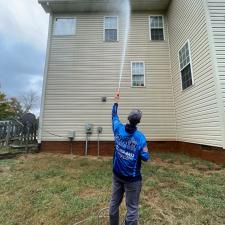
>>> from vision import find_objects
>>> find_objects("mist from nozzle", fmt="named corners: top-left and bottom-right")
top-left (118, 0), bottom-right (131, 90)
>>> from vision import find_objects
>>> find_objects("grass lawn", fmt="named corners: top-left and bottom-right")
top-left (0, 151), bottom-right (225, 225)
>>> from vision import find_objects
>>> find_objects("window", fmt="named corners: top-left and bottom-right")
top-left (104, 16), bottom-right (118, 42)
top-left (131, 62), bottom-right (145, 87)
top-left (53, 18), bottom-right (76, 36)
top-left (149, 16), bottom-right (164, 40)
top-left (179, 40), bottom-right (194, 90)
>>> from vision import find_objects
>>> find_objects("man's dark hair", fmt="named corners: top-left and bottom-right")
top-left (128, 109), bottom-right (142, 126)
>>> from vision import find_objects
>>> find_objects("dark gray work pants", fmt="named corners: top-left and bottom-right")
top-left (109, 174), bottom-right (142, 225)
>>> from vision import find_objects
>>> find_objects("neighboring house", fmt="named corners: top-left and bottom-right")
top-left (38, 0), bottom-right (225, 162)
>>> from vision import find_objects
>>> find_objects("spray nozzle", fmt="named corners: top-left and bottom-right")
top-left (116, 89), bottom-right (120, 97)
top-left (115, 89), bottom-right (120, 102)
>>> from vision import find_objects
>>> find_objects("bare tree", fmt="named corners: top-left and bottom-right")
top-left (21, 90), bottom-right (39, 113)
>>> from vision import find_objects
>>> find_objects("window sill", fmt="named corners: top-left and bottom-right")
top-left (181, 83), bottom-right (195, 92)
top-left (149, 39), bottom-right (166, 42)
top-left (103, 40), bottom-right (119, 43)
top-left (53, 34), bottom-right (76, 37)
top-left (130, 86), bottom-right (146, 88)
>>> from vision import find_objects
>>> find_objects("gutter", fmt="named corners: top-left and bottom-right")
top-left (38, 1), bottom-right (51, 13)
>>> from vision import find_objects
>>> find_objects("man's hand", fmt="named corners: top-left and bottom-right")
top-left (114, 89), bottom-right (120, 103)
top-left (143, 146), bottom-right (148, 152)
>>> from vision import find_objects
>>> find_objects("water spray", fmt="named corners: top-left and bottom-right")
top-left (117, 0), bottom-right (131, 92)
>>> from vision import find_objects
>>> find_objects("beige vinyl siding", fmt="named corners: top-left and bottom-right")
top-left (167, 0), bottom-right (224, 147)
top-left (207, 0), bottom-right (225, 116)
top-left (41, 12), bottom-right (176, 141)
top-left (39, 14), bottom-right (52, 142)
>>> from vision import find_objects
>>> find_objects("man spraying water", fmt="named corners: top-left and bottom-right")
top-left (109, 90), bottom-right (150, 225)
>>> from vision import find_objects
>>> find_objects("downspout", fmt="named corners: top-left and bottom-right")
top-left (38, 13), bottom-right (53, 143)
top-left (203, 0), bottom-right (225, 149)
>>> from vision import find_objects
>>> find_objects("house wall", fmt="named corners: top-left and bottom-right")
top-left (207, 0), bottom-right (225, 148)
top-left (41, 11), bottom-right (176, 141)
top-left (167, 0), bottom-right (224, 147)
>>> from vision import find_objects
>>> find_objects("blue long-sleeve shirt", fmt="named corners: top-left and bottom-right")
top-left (112, 103), bottom-right (150, 182)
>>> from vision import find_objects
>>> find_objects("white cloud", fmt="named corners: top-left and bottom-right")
top-left (17, 74), bottom-right (43, 116)
top-left (0, 0), bottom-right (48, 114)
top-left (28, 74), bottom-right (43, 116)
top-left (28, 74), bottom-right (43, 95)
top-left (15, 73), bottom-right (43, 98)
top-left (0, 0), bottom-right (49, 50)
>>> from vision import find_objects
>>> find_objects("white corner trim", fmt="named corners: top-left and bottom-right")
top-left (167, 15), bottom-right (178, 141)
top-left (38, 14), bottom-right (53, 143)
top-left (203, 0), bottom-right (225, 149)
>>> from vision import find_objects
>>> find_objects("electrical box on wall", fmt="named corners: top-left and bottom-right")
top-left (67, 131), bottom-right (75, 140)
top-left (97, 127), bottom-right (103, 134)
top-left (85, 124), bottom-right (93, 134)
top-left (101, 97), bottom-right (107, 102)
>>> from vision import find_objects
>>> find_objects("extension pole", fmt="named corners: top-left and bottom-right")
top-left (70, 140), bottom-right (73, 155)
top-left (97, 133), bottom-right (100, 157)
top-left (85, 134), bottom-right (88, 156)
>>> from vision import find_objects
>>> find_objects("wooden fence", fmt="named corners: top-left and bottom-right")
top-left (0, 120), bottom-right (38, 151)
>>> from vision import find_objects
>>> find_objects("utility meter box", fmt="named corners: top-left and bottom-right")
top-left (68, 131), bottom-right (75, 140)
top-left (97, 127), bottom-right (103, 134)
top-left (85, 124), bottom-right (93, 134)
top-left (101, 97), bottom-right (107, 102)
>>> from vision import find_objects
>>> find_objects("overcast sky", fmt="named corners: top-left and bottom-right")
top-left (0, 0), bottom-right (49, 112)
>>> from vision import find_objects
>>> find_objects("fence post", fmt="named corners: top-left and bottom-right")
top-left (25, 123), bottom-right (29, 153)
top-left (5, 122), bottom-right (11, 146)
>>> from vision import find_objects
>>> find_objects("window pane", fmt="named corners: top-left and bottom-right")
top-left (181, 64), bottom-right (193, 90)
top-left (185, 42), bottom-right (189, 51)
top-left (151, 29), bottom-right (164, 40)
top-left (132, 62), bottom-right (145, 87)
top-left (54, 18), bottom-right (76, 35)
top-left (134, 63), bottom-right (138, 74)
top-left (136, 63), bottom-right (140, 74)
top-left (132, 64), bottom-right (136, 74)
top-left (134, 63), bottom-right (139, 74)
top-left (105, 29), bottom-right (117, 42)
top-left (150, 16), bottom-right (158, 28)
top-left (133, 80), bottom-right (144, 87)
top-left (133, 75), bottom-right (144, 81)
top-left (132, 62), bottom-right (144, 75)
top-left (105, 17), bottom-right (117, 29)
top-left (140, 63), bottom-right (144, 74)
top-left (158, 16), bottom-right (163, 27)
top-left (150, 16), bottom-right (163, 28)
top-left (179, 42), bottom-right (191, 69)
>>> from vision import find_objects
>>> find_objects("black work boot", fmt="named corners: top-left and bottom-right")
top-left (125, 220), bottom-right (138, 225)
top-left (109, 213), bottom-right (119, 225)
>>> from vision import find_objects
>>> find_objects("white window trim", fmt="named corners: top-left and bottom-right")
top-left (149, 15), bottom-right (165, 41)
top-left (130, 61), bottom-right (146, 88)
top-left (178, 39), bottom-right (195, 91)
top-left (103, 16), bottom-right (119, 42)
top-left (53, 16), bottom-right (77, 36)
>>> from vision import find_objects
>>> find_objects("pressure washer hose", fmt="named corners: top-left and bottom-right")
top-left (73, 207), bottom-right (125, 225)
